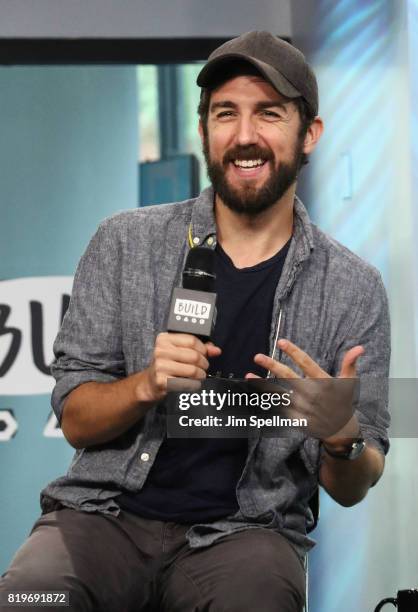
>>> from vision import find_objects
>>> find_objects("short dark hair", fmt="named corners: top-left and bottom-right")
top-left (197, 74), bottom-right (316, 167)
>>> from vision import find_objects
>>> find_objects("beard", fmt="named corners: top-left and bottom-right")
top-left (202, 135), bottom-right (305, 217)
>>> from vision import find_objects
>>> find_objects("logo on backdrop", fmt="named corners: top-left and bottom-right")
top-left (0, 409), bottom-right (18, 441)
top-left (0, 410), bottom-right (63, 441)
top-left (0, 276), bottom-right (72, 396)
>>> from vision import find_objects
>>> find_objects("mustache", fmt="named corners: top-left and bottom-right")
top-left (223, 146), bottom-right (274, 165)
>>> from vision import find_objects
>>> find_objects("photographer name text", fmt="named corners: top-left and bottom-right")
top-left (177, 415), bottom-right (308, 428)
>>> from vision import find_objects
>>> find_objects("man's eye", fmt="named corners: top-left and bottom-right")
top-left (261, 110), bottom-right (281, 119)
top-left (216, 111), bottom-right (235, 119)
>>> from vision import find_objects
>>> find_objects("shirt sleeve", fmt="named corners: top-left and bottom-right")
top-left (50, 220), bottom-right (125, 424)
top-left (332, 271), bottom-right (391, 455)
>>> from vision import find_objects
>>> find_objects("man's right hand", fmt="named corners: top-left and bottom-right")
top-left (136, 332), bottom-right (222, 404)
top-left (61, 333), bottom-right (221, 449)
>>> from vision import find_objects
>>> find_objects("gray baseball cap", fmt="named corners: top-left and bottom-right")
top-left (197, 31), bottom-right (318, 116)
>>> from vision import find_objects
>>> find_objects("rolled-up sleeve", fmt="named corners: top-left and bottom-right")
top-left (51, 220), bottom-right (125, 424)
top-left (333, 271), bottom-right (391, 455)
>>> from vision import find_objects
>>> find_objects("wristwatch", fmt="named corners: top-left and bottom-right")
top-left (322, 438), bottom-right (366, 461)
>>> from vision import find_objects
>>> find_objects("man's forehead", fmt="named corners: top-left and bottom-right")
top-left (209, 74), bottom-right (289, 105)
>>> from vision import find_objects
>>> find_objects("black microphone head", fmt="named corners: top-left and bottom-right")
top-left (183, 247), bottom-right (216, 292)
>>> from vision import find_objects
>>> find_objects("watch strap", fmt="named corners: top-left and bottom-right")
top-left (323, 439), bottom-right (366, 460)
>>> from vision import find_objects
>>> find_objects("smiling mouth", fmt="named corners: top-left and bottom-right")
top-left (233, 158), bottom-right (267, 169)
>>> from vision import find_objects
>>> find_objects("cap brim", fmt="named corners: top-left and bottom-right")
top-left (197, 53), bottom-right (301, 100)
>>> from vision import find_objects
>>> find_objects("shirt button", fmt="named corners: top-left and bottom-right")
top-left (207, 237), bottom-right (214, 246)
top-left (140, 452), bottom-right (150, 462)
top-left (193, 236), bottom-right (200, 245)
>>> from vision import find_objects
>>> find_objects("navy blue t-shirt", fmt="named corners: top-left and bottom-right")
top-left (118, 239), bottom-right (290, 522)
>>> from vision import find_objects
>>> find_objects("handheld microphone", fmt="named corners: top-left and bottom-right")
top-left (167, 247), bottom-right (217, 341)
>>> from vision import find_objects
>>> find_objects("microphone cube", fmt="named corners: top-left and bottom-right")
top-left (167, 287), bottom-right (217, 340)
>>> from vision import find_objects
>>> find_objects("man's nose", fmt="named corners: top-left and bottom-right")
top-left (235, 116), bottom-right (258, 146)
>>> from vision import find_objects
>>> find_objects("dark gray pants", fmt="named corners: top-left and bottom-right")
top-left (0, 509), bottom-right (305, 611)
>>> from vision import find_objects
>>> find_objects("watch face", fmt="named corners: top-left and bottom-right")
top-left (348, 439), bottom-right (366, 460)
top-left (323, 439), bottom-right (366, 460)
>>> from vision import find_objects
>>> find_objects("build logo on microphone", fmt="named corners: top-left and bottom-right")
top-left (167, 287), bottom-right (217, 338)
top-left (174, 298), bottom-right (212, 325)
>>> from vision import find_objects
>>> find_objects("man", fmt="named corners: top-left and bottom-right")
top-left (0, 31), bottom-right (390, 611)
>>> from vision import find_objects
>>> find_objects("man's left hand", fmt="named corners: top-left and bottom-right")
top-left (246, 339), bottom-right (364, 443)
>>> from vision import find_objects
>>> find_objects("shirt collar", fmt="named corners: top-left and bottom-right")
top-left (188, 186), bottom-right (217, 249)
top-left (189, 186), bottom-right (315, 258)
top-left (293, 194), bottom-right (315, 259)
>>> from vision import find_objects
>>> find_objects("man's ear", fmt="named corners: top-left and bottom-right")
top-left (303, 116), bottom-right (324, 155)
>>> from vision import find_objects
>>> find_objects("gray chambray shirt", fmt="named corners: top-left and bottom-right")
top-left (42, 187), bottom-right (390, 558)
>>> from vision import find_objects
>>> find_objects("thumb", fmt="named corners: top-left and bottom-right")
top-left (339, 345), bottom-right (364, 378)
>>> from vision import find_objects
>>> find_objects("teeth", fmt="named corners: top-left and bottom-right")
top-left (234, 159), bottom-right (264, 168)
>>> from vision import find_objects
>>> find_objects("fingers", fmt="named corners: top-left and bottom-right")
top-left (146, 333), bottom-right (222, 402)
top-left (157, 333), bottom-right (221, 358)
top-left (206, 342), bottom-right (222, 358)
top-left (152, 358), bottom-right (208, 382)
top-left (157, 332), bottom-right (206, 353)
top-left (254, 340), bottom-right (364, 381)
top-left (155, 345), bottom-right (210, 372)
top-left (277, 339), bottom-right (326, 377)
top-left (253, 353), bottom-right (299, 379)
top-left (154, 333), bottom-right (221, 374)
top-left (276, 339), bottom-right (364, 379)
top-left (339, 345), bottom-right (364, 378)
